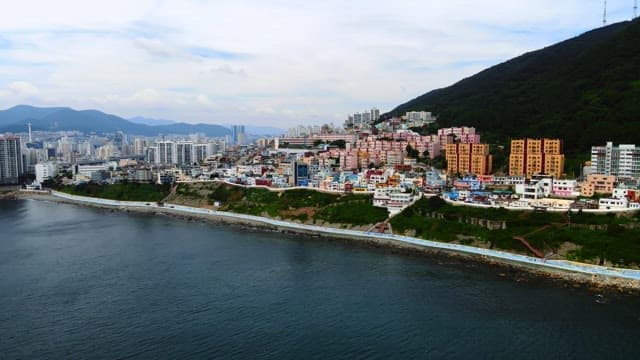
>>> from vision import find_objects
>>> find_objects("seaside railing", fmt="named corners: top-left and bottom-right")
top-left (49, 191), bottom-right (640, 282)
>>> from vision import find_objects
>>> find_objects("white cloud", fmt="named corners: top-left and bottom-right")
top-left (7, 81), bottom-right (39, 98)
top-left (133, 38), bottom-right (176, 58)
top-left (196, 94), bottom-right (213, 106)
top-left (0, 0), bottom-right (634, 126)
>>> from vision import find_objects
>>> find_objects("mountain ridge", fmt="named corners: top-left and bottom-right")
top-left (0, 105), bottom-right (231, 137)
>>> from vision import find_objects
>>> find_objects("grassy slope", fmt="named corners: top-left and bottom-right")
top-left (59, 182), bottom-right (171, 202)
top-left (390, 197), bottom-right (640, 267)
top-left (171, 183), bottom-right (389, 227)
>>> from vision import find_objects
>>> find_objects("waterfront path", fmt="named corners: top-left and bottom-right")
top-left (48, 191), bottom-right (640, 283)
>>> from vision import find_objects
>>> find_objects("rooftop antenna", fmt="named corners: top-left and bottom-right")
top-left (603, 0), bottom-right (608, 26)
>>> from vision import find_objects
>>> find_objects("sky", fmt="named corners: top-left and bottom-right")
top-left (0, 1), bottom-right (636, 127)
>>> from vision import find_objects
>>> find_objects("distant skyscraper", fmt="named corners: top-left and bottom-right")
top-left (134, 138), bottom-right (147, 155)
top-left (232, 125), bottom-right (245, 145)
top-left (114, 131), bottom-right (126, 150)
top-left (0, 135), bottom-right (23, 184)
top-left (370, 108), bottom-right (380, 122)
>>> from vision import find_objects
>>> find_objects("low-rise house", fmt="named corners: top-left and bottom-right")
top-left (552, 179), bottom-right (580, 198)
top-left (599, 197), bottom-right (628, 210)
top-left (612, 188), bottom-right (639, 201)
top-left (515, 176), bottom-right (552, 200)
top-left (581, 174), bottom-right (616, 197)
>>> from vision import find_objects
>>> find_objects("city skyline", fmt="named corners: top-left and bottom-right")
top-left (0, 1), bottom-right (637, 127)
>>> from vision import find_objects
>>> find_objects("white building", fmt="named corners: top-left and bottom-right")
top-left (591, 142), bottom-right (640, 180)
top-left (194, 144), bottom-right (209, 164)
top-left (515, 177), bottom-right (552, 200)
top-left (35, 163), bottom-right (58, 184)
top-left (175, 141), bottom-right (194, 165)
top-left (551, 179), bottom-right (580, 198)
top-left (156, 140), bottom-right (175, 165)
top-left (405, 111), bottom-right (435, 124)
top-left (599, 197), bottom-right (628, 210)
top-left (75, 161), bottom-right (117, 180)
top-left (612, 188), bottom-right (639, 200)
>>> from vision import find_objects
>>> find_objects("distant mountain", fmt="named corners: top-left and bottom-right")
top-left (382, 19), bottom-right (640, 154)
top-left (0, 104), bottom-right (66, 127)
top-left (128, 116), bottom-right (176, 126)
top-left (0, 105), bottom-right (231, 137)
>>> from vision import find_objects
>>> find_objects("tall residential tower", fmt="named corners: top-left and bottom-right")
top-left (0, 135), bottom-right (23, 184)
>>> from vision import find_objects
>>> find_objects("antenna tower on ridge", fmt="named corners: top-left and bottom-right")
top-left (634, 0), bottom-right (638, 19)
top-left (603, 0), bottom-right (608, 26)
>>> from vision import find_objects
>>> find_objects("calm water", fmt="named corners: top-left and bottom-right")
top-left (1, 200), bottom-right (639, 359)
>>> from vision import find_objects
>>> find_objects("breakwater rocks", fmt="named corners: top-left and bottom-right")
top-left (0, 190), bottom-right (19, 200)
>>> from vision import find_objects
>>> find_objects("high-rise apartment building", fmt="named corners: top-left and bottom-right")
top-left (445, 143), bottom-right (492, 176)
top-left (232, 125), bottom-right (245, 145)
top-left (591, 142), bottom-right (640, 180)
top-left (370, 108), bottom-right (380, 122)
top-left (175, 141), bottom-right (194, 165)
top-left (509, 138), bottom-right (564, 178)
top-left (156, 140), bottom-right (175, 165)
top-left (0, 135), bottom-right (23, 184)
top-left (193, 144), bottom-right (209, 164)
top-left (134, 138), bottom-right (147, 155)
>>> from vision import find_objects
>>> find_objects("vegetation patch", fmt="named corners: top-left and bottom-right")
top-left (60, 182), bottom-right (171, 202)
top-left (390, 197), bottom-right (640, 267)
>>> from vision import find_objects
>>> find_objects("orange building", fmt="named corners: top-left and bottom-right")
top-left (509, 138), bottom-right (564, 178)
top-left (580, 174), bottom-right (616, 197)
top-left (445, 143), bottom-right (492, 176)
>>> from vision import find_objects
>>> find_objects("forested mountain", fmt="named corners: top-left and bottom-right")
top-left (383, 20), bottom-right (640, 154)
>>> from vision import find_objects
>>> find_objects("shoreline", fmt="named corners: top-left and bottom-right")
top-left (14, 190), bottom-right (640, 292)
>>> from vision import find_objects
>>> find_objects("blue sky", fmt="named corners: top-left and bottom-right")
top-left (0, 0), bottom-right (636, 127)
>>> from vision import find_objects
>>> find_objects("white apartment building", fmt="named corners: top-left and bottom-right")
top-left (35, 163), bottom-right (58, 184)
top-left (591, 142), bottom-right (640, 180)
top-left (156, 140), bottom-right (175, 165)
top-left (405, 111), bottom-right (435, 124)
top-left (175, 141), bottom-right (194, 165)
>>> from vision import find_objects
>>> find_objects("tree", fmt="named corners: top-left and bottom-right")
top-left (432, 155), bottom-right (447, 170)
top-left (420, 150), bottom-right (431, 164)
top-left (406, 144), bottom-right (419, 159)
top-left (330, 140), bottom-right (346, 149)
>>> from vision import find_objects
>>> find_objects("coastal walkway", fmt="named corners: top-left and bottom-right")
top-left (48, 191), bottom-right (640, 284)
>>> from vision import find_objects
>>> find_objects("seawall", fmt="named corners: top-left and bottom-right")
top-left (19, 190), bottom-right (640, 290)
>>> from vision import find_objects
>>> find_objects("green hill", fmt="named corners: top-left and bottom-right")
top-left (383, 20), bottom-right (640, 154)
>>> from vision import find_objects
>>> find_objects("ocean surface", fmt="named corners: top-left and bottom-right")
top-left (1, 200), bottom-right (639, 359)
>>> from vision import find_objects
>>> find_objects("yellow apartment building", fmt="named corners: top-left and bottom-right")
top-left (509, 138), bottom-right (564, 178)
top-left (446, 143), bottom-right (492, 176)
